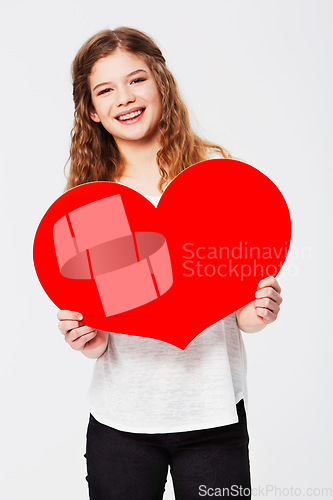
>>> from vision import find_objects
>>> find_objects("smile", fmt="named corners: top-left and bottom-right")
top-left (116, 108), bottom-right (145, 123)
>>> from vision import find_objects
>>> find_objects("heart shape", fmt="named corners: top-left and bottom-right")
top-left (33, 159), bottom-right (291, 349)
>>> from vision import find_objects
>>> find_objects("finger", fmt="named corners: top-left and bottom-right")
top-left (255, 307), bottom-right (277, 324)
top-left (67, 331), bottom-right (98, 351)
top-left (257, 276), bottom-right (281, 294)
top-left (255, 287), bottom-right (283, 306)
top-left (65, 325), bottom-right (97, 343)
top-left (57, 310), bottom-right (83, 322)
top-left (254, 298), bottom-right (280, 314)
top-left (58, 320), bottom-right (82, 335)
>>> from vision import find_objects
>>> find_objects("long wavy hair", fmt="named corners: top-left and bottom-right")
top-left (64, 27), bottom-right (234, 193)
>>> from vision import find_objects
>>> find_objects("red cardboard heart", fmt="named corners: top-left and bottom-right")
top-left (33, 159), bottom-right (291, 349)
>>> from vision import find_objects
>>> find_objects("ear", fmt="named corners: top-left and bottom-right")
top-left (89, 104), bottom-right (101, 123)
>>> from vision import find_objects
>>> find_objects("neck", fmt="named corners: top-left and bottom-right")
top-left (116, 134), bottom-right (163, 179)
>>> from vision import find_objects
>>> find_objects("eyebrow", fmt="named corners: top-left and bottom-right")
top-left (92, 69), bottom-right (148, 91)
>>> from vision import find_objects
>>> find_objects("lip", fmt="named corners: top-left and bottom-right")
top-left (114, 107), bottom-right (146, 119)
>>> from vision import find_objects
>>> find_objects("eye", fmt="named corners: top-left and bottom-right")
top-left (97, 88), bottom-right (113, 96)
top-left (130, 78), bottom-right (146, 85)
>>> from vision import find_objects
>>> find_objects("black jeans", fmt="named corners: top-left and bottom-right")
top-left (84, 399), bottom-right (251, 499)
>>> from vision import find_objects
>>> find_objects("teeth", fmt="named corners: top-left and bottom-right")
top-left (118, 109), bottom-right (143, 121)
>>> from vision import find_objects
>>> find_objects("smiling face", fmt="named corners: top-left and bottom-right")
top-left (89, 48), bottom-right (162, 148)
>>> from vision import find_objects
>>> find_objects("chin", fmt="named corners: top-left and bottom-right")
top-left (124, 130), bottom-right (153, 142)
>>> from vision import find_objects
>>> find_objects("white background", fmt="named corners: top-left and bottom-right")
top-left (1, 0), bottom-right (332, 498)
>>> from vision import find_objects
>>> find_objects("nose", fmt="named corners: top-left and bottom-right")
top-left (116, 84), bottom-right (135, 107)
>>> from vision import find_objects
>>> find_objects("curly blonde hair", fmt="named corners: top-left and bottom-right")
top-left (64, 27), bottom-right (234, 193)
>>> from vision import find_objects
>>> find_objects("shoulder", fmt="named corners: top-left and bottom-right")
top-left (205, 147), bottom-right (225, 160)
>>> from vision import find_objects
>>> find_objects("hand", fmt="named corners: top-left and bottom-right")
top-left (57, 310), bottom-right (108, 355)
top-left (236, 276), bottom-right (283, 332)
top-left (254, 276), bottom-right (283, 325)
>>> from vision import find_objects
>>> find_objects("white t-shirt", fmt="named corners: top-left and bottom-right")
top-left (88, 180), bottom-right (249, 433)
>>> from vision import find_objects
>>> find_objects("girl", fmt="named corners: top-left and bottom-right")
top-left (58, 27), bottom-right (283, 500)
